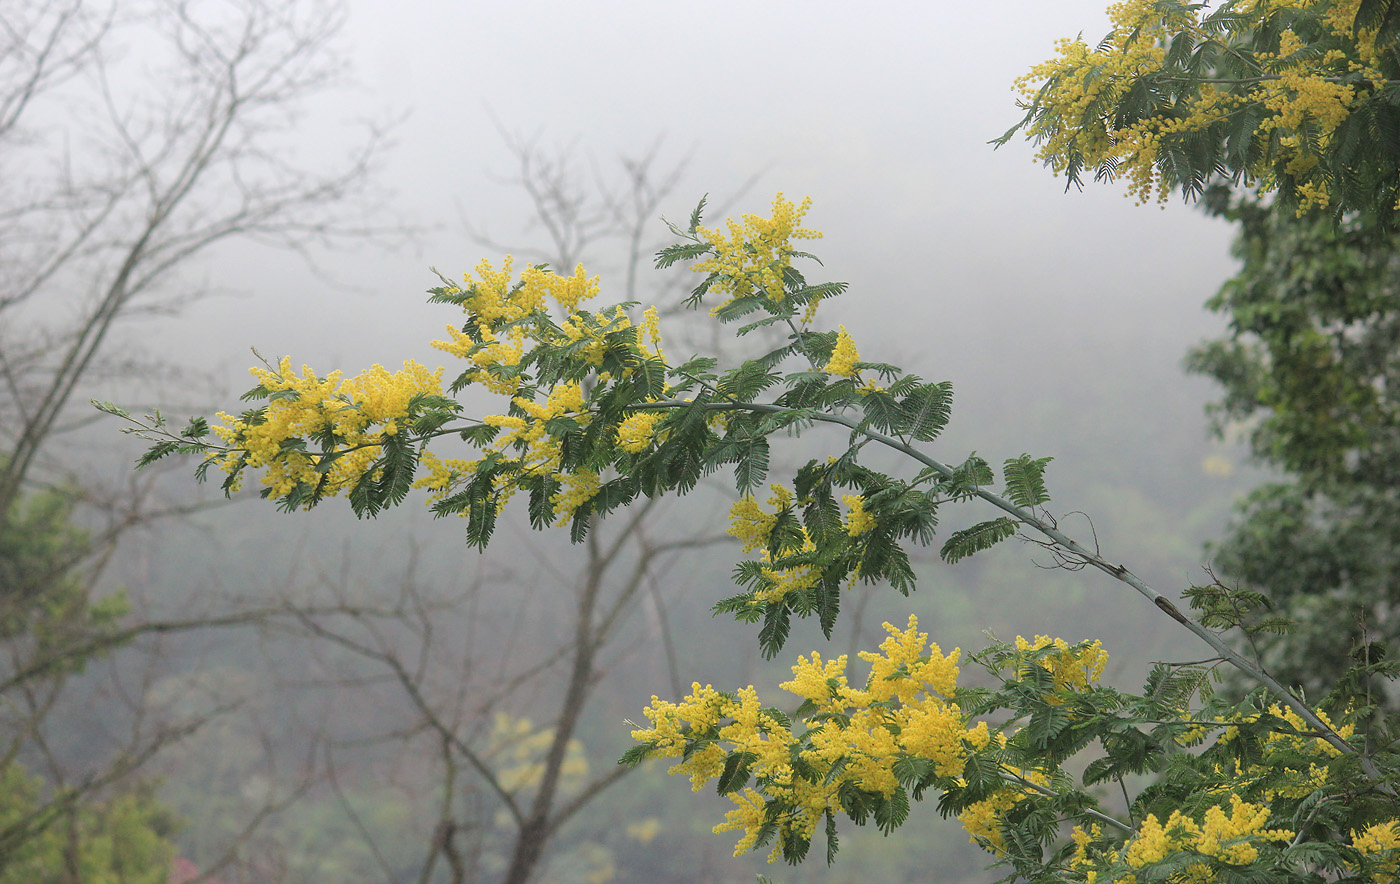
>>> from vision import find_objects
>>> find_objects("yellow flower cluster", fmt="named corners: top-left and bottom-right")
top-left (727, 490), bottom-right (781, 553)
top-left (1262, 702), bottom-right (1355, 758)
top-left (956, 638), bottom-right (1107, 854)
top-left (1013, 634), bottom-right (1109, 693)
top-left (1015, 0), bottom-right (1385, 209)
top-left (615, 410), bottom-right (665, 453)
top-left (958, 767), bottom-right (1044, 854)
top-left (842, 494), bottom-right (875, 536)
top-left (416, 259), bottom-right (678, 524)
top-left (551, 469), bottom-right (601, 526)
top-left (632, 617), bottom-right (986, 861)
top-left (824, 326), bottom-right (861, 378)
top-left (414, 381), bottom-right (594, 517)
top-left (431, 258), bottom-right (600, 395)
top-left (1200, 701), bottom-right (1357, 807)
top-left (727, 484), bottom-right (794, 553)
top-left (1065, 797), bottom-right (1293, 883)
top-left (210, 357), bottom-right (443, 499)
top-left (1013, 1), bottom-right (1178, 205)
top-left (559, 305), bottom-right (637, 368)
top-left (692, 194), bottom-right (821, 312)
top-left (642, 305), bottom-right (665, 362)
top-left (751, 532), bottom-right (819, 603)
top-left (486, 712), bottom-right (588, 793)
top-left (728, 485), bottom-right (885, 600)
top-left (1070, 823), bottom-right (1102, 878)
top-left (1354, 821), bottom-right (1400, 883)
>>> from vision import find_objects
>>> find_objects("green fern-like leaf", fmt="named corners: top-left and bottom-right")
top-left (873, 786), bottom-right (910, 835)
top-left (687, 195), bottom-right (708, 233)
top-left (717, 751), bottom-right (758, 795)
top-left (944, 453), bottom-right (994, 500)
top-left (655, 241), bottom-right (711, 269)
top-left (759, 603), bottom-right (792, 659)
top-left (1002, 454), bottom-right (1053, 508)
top-left (940, 517), bottom-right (1018, 563)
top-left (895, 382), bottom-right (953, 441)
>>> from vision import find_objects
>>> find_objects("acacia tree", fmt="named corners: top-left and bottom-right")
top-left (997, 0), bottom-right (1400, 222)
top-left (1003, 0), bottom-right (1400, 702)
top-left (0, 0), bottom-right (393, 873)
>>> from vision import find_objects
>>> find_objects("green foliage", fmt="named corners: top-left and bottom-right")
top-left (0, 483), bottom-right (130, 678)
top-left (0, 478), bottom-right (182, 877)
top-left (940, 518), bottom-right (1019, 564)
top-left (1188, 185), bottom-right (1400, 706)
top-left (0, 763), bottom-right (178, 883)
top-left (1001, 455), bottom-right (1053, 510)
top-left (1002, 0), bottom-right (1400, 222)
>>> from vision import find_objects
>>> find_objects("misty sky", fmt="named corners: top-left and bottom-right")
top-left (176, 0), bottom-right (1237, 381)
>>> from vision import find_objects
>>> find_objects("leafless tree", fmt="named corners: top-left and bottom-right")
top-left (0, 0), bottom-right (397, 873)
top-left (0, 0), bottom-right (395, 520)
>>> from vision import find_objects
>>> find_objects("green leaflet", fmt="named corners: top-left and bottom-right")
top-left (940, 517), bottom-right (1018, 564)
top-left (1002, 454), bottom-right (1053, 509)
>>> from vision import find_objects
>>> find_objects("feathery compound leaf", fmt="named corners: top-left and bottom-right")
top-left (718, 361), bottom-right (782, 402)
top-left (803, 491), bottom-right (842, 542)
top-left (654, 241), bottom-right (711, 269)
top-left (758, 603), bottom-right (792, 659)
top-left (135, 440), bottom-right (182, 469)
top-left (717, 751), bottom-right (758, 795)
top-left (1357, 0), bottom-right (1400, 45)
top-left (618, 743), bottom-right (655, 767)
top-left (816, 573), bottom-right (840, 638)
top-left (873, 786), bottom-right (910, 834)
top-left (732, 435), bottom-right (771, 495)
top-left (824, 810), bottom-right (839, 865)
top-left (896, 382), bottom-right (953, 441)
top-left (944, 453), bottom-right (994, 500)
top-left (940, 517), bottom-right (1018, 563)
top-left (688, 195), bottom-right (708, 233)
top-left (1002, 454), bottom-right (1053, 508)
top-left (859, 389), bottom-right (901, 433)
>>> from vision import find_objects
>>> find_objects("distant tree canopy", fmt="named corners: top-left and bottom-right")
top-left (1000, 0), bottom-right (1400, 223)
top-left (1004, 0), bottom-right (1400, 711)
top-left (0, 765), bottom-right (176, 884)
top-left (1188, 185), bottom-right (1400, 704)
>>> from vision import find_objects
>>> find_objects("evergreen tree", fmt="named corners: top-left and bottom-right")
top-left (1188, 185), bottom-right (1400, 705)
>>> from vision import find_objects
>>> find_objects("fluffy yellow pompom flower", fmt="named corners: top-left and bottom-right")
top-left (824, 326), bottom-right (860, 377)
top-left (1014, 635), bottom-right (1108, 693)
top-left (693, 193), bottom-right (821, 310)
top-left (843, 493), bottom-right (875, 536)
top-left (633, 614), bottom-right (989, 862)
top-left (1012, 0), bottom-right (1388, 211)
top-left (1116, 795), bottom-right (1292, 871)
top-left (616, 411), bottom-right (664, 453)
top-left (551, 469), bottom-right (601, 526)
top-left (1353, 820), bottom-right (1400, 880)
top-left (210, 357), bottom-right (443, 502)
